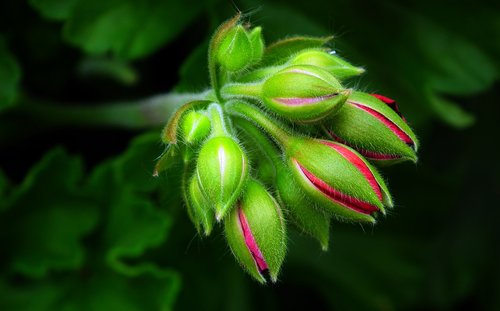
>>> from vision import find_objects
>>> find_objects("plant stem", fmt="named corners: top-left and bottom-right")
top-left (234, 117), bottom-right (283, 166)
top-left (222, 83), bottom-right (263, 99)
top-left (226, 101), bottom-right (291, 148)
top-left (208, 103), bottom-right (229, 137)
top-left (17, 91), bottom-right (210, 129)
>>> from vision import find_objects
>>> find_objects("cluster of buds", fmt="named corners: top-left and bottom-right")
top-left (155, 14), bottom-right (418, 283)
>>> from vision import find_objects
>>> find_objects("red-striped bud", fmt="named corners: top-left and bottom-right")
top-left (326, 92), bottom-right (418, 163)
top-left (287, 138), bottom-right (392, 223)
top-left (224, 179), bottom-right (286, 283)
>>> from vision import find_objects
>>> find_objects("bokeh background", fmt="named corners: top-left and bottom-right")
top-left (1, 0), bottom-right (499, 310)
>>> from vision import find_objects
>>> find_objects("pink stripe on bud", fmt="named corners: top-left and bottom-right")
top-left (328, 130), bottom-right (400, 160)
top-left (321, 141), bottom-right (382, 201)
top-left (370, 94), bottom-right (406, 122)
top-left (274, 93), bottom-right (338, 106)
top-left (238, 206), bottom-right (268, 273)
top-left (352, 103), bottom-right (413, 146)
top-left (294, 160), bottom-right (379, 215)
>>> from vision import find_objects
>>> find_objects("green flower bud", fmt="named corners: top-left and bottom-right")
top-left (325, 92), bottom-right (419, 164)
top-left (235, 116), bottom-right (330, 250)
top-left (186, 175), bottom-right (215, 236)
top-left (276, 167), bottom-right (330, 250)
top-left (224, 179), bottom-right (286, 283)
top-left (223, 65), bottom-right (350, 122)
top-left (287, 138), bottom-right (392, 223)
top-left (249, 26), bottom-right (264, 63)
top-left (261, 65), bottom-right (349, 122)
top-left (180, 110), bottom-right (211, 145)
top-left (216, 25), bottom-right (253, 72)
top-left (290, 49), bottom-right (365, 80)
top-left (196, 136), bottom-right (248, 220)
top-left (226, 101), bottom-right (392, 223)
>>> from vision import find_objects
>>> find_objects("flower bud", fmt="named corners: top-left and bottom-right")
top-left (186, 175), bottom-right (215, 236)
top-left (326, 91), bottom-right (418, 163)
top-left (249, 26), bottom-right (264, 63)
top-left (224, 179), bottom-right (286, 283)
top-left (276, 167), bottom-right (330, 250)
top-left (196, 136), bottom-right (248, 220)
top-left (180, 110), bottom-right (211, 145)
top-left (287, 138), bottom-right (392, 223)
top-left (216, 25), bottom-right (253, 72)
top-left (290, 49), bottom-right (365, 80)
top-left (261, 65), bottom-right (349, 122)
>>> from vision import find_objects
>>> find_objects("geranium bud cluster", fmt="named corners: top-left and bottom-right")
top-left (155, 14), bottom-right (418, 283)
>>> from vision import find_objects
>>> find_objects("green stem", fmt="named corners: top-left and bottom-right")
top-left (234, 117), bottom-right (283, 166)
top-left (17, 91), bottom-right (210, 129)
top-left (222, 83), bottom-right (263, 99)
top-left (226, 101), bottom-right (291, 147)
top-left (236, 65), bottom-right (283, 83)
top-left (208, 103), bottom-right (229, 137)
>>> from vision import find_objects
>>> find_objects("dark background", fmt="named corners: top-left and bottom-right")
top-left (0, 0), bottom-right (499, 310)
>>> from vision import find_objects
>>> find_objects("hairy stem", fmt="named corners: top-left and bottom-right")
top-left (226, 101), bottom-right (291, 148)
top-left (17, 91), bottom-right (210, 129)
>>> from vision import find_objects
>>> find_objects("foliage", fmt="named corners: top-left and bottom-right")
top-left (0, 0), bottom-right (498, 310)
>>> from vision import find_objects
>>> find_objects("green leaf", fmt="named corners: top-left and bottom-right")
top-left (0, 268), bottom-right (181, 311)
top-left (29, 0), bottom-right (78, 20)
top-left (414, 15), bottom-right (497, 96)
top-left (84, 133), bottom-right (174, 274)
top-left (175, 40), bottom-right (209, 92)
top-left (63, 0), bottom-right (204, 59)
top-left (426, 89), bottom-right (475, 128)
top-left (113, 132), bottom-right (163, 192)
top-left (0, 37), bottom-right (21, 111)
top-left (0, 148), bottom-right (99, 277)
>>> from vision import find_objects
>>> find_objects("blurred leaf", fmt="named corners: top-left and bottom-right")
top-left (113, 132), bottom-right (162, 193)
top-left (0, 269), bottom-right (180, 311)
top-left (0, 280), bottom-right (63, 311)
top-left (29, 0), bottom-right (78, 20)
top-left (0, 148), bottom-right (99, 277)
top-left (0, 37), bottom-right (21, 111)
top-left (175, 40), bottom-right (209, 92)
top-left (77, 56), bottom-right (138, 85)
top-left (414, 17), bottom-right (497, 95)
top-left (84, 133), bottom-right (174, 274)
top-left (287, 230), bottom-right (424, 310)
top-left (62, 0), bottom-right (204, 59)
top-left (426, 90), bottom-right (475, 128)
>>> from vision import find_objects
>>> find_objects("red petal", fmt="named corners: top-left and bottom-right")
top-left (294, 160), bottom-right (379, 215)
top-left (328, 130), bottom-right (400, 161)
top-left (370, 93), bottom-right (406, 122)
top-left (352, 103), bottom-right (413, 146)
top-left (321, 141), bottom-right (383, 201)
top-left (238, 206), bottom-right (268, 273)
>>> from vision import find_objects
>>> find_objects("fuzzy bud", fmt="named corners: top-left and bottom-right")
top-left (216, 25), bottom-right (253, 72)
top-left (224, 179), bottom-right (286, 283)
top-left (287, 138), bottom-right (392, 223)
top-left (196, 136), bottom-right (248, 220)
top-left (276, 167), bottom-right (330, 250)
top-left (290, 49), bottom-right (365, 80)
top-left (249, 26), bottom-right (265, 64)
top-left (261, 65), bottom-right (349, 122)
top-left (186, 175), bottom-right (215, 236)
top-left (180, 110), bottom-right (211, 145)
top-left (326, 91), bottom-right (418, 163)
